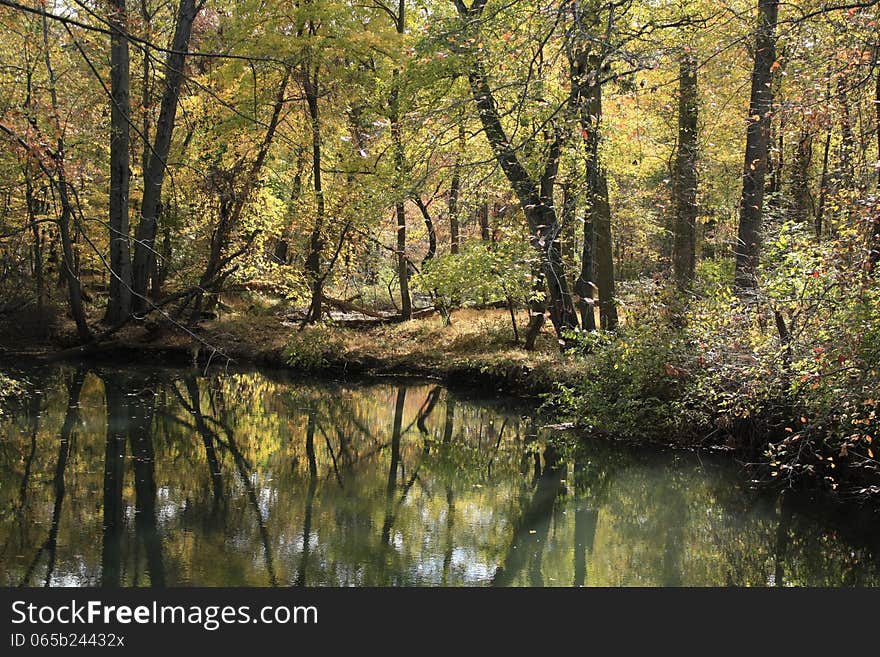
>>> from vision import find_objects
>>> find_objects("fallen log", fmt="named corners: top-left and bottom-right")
top-left (321, 294), bottom-right (391, 319)
top-left (321, 294), bottom-right (436, 323)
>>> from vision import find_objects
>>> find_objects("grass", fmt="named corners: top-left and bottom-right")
top-left (193, 306), bottom-right (584, 397)
top-left (1, 291), bottom-right (585, 399)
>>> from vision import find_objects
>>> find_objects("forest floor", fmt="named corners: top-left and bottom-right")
top-left (0, 305), bottom-right (584, 400)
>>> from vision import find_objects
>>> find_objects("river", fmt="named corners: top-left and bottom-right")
top-left (1, 364), bottom-right (878, 586)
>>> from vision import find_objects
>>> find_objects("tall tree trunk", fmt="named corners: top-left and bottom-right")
top-left (734, 0), bottom-right (779, 293)
top-left (389, 1), bottom-right (412, 319)
top-left (455, 1), bottom-right (578, 338)
top-left (567, 32), bottom-right (617, 330)
top-left (449, 122), bottom-right (464, 255)
top-left (105, 0), bottom-right (133, 324)
top-left (672, 52), bottom-right (699, 291)
top-left (592, 164), bottom-right (617, 329)
top-left (580, 54), bottom-right (617, 329)
top-left (131, 0), bottom-right (199, 314)
top-left (42, 13), bottom-right (89, 341)
top-left (23, 40), bottom-right (44, 315)
top-left (576, 206), bottom-right (596, 331)
top-left (304, 65), bottom-right (325, 323)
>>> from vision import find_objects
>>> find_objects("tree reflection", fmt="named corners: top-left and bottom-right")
top-left (100, 373), bottom-right (127, 587)
top-left (19, 366), bottom-right (85, 587)
top-left (2, 366), bottom-right (880, 587)
top-left (492, 444), bottom-right (565, 587)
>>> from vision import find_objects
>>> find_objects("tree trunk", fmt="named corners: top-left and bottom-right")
top-left (131, 0), bottom-right (199, 314)
top-left (570, 46), bottom-right (617, 329)
top-left (734, 0), bottom-right (779, 292)
top-left (304, 66), bottom-right (325, 323)
top-left (105, 0), bottom-right (132, 324)
top-left (478, 200), bottom-right (490, 242)
top-left (449, 122), bottom-right (464, 255)
top-left (414, 197), bottom-right (437, 263)
top-left (388, 1), bottom-right (412, 320)
top-left (23, 40), bottom-right (45, 315)
top-left (41, 13), bottom-right (90, 341)
top-left (395, 198), bottom-right (412, 319)
top-left (672, 52), bottom-right (698, 291)
top-left (790, 128), bottom-right (813, 224)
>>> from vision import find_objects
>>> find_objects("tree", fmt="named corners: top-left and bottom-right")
top-left (131, 0), bottom-right (202, 314)
top-left (672, 51), bottom-right (698, 290)
top-left (105, 0), bottom-right (132, 324)
top-left (734, 0), bottom-right (779, 293)
top-left (454, 0), bottom-right (579, 339)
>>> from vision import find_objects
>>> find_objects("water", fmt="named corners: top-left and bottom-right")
top-left (1, 364), bottom-right (878, 587)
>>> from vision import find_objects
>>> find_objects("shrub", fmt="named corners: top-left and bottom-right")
top-left (416, 235), bottom-right (537, 313)
top-left (284, 325), bottom-right (346, 370)
top-left (551, 315), bottom-right (698, 442)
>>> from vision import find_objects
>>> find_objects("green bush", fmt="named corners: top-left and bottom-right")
top-left (416, 235), bottom-right (537, 312)
top-left (284, 325), bottom-right (346, 370)
top-left (549, 221), bottom-right (880, 497)
top-left (551, 316), bottom-right (698, 441)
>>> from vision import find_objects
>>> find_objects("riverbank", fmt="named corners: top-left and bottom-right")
top-left (3, 305), bottom-right (879, 505)
top-left (1, 308), bottom-right (583, 399)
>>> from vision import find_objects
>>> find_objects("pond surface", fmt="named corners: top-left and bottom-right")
top-left (1, 364), bottom-right (879, 587)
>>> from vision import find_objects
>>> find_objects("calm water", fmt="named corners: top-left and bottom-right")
top-left (1, 364), bottom-right (878, 587)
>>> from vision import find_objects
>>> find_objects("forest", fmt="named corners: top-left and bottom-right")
top-left (0, 0), bottom-right (879, 504)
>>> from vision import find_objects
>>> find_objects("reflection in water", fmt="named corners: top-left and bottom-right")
top-left (1, 365), bottom-right (880, 587)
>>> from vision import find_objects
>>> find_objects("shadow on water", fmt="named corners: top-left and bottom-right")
top-left (2, 364), bottom-right (880, 587)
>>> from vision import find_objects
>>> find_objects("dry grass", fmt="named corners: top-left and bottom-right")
top-left (199, 307), bottom-right (584, 395)
top-left (15, 301), bottom-right (584, 397)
